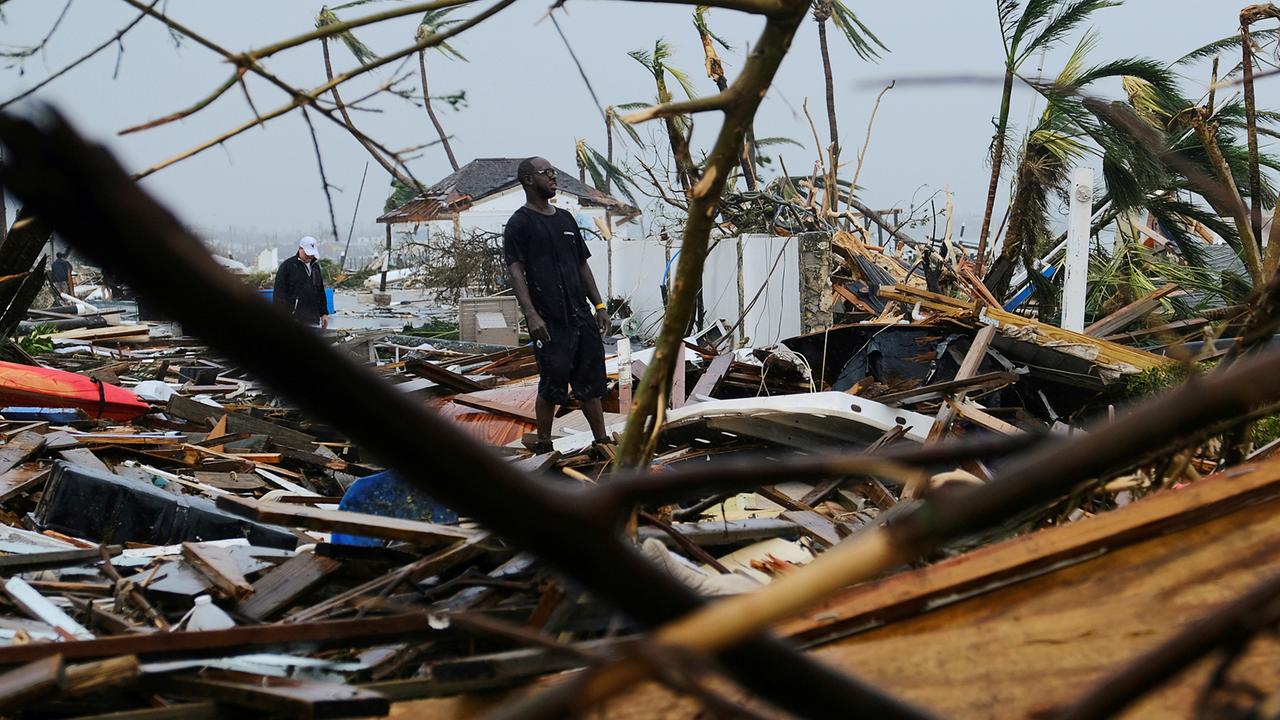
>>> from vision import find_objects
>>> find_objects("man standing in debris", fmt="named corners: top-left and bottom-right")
top-left (50, 251), bottom-right (73, 297)
top-left (273, 236), bottom-right (329, 329)
top-left (505, 157), bottom-right (611, 453)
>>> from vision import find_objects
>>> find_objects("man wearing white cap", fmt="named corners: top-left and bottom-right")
top-left (272, 236), bottom-right (329, 329)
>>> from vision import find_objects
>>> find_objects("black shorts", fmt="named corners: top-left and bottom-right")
top-left (534, 314), bottom-right (608, 405)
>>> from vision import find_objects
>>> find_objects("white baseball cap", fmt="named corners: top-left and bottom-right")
top-left (299, 236), bottom-right (319, 256)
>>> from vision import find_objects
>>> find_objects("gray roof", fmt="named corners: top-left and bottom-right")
top-left (378, 158), bottom-right (639, 223)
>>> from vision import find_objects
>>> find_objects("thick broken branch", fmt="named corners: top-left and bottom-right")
top-left (0, 109), bottom-right (928, 720)
top-left (621, 88), bottom-right (740, 124)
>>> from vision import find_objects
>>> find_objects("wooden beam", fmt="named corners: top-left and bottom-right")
top-left (403, 358), bottom-right (487, 393)
top-left (165, 396), bottom-right (316, 451)
top-left (236, 552), bottom-right (342, 622)
top-left (162, 670), bottom-right (388, 718)
top-left (1084, 283), bottom-right (1179, 338)
top-left (950, 400), bottom-right (1024, 435)
top-left (0, 656), bottom-right (62, 713)
top-left (872, 371), bottom-right (1020, 407)
top-left (182, 542), bottom-right (254, 600)
top-left (780, 455), bottom-right (1280, 645)
top-left (0, 432), bottom-right (45, 476)
top-left (0, 614), bottom-right (437, 666)
top-left (926, 325), bottom-right (996, 443)
top-left (687, 353), bottom-right (734, 403)
top-left (216, 495), bottom-right (475, 548)
top-left (450, 393), bottom-right (537, 423)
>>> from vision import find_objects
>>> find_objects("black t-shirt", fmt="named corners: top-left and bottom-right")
top-left (503, 206), bottom-right (592, 326)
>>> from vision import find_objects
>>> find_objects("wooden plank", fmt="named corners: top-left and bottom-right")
top-left (165, 396), bottom-right (316, 451)
top-left (163, 670), bottom-right (388, 718)
top-left (0, 614), bottom-right (437, 666)
top-left (215, 496), bottom-right (475, 548)
top-left (0, 656), bottom-right (62, 713)
top-left (1084, 283), bottom-right (1179, 337)
top-left (3, 577), bottom-right (93, 640)
top-left (60, 702), bottom-right (218, 720)
top-left (636, 518), bottom-right (798, 547)
top-left (950, 400), bottom-right (1023, 435)
top-left (403, 358), bottom-right (487, 393)
top-left (182, 542), bottom-right (254, 600)
top-left (57, 447), bottom-right (112, 474)
top-left (879, 283), bottom-right (1169, 372)
top-left (0, 464), bottom-right (49, 504)
top-left (687, 353), bottom-right (734, 403)
top-left (0, 546), bottom-right (121, 573)
top-left (781, 510), bottom-right (841, 548)
top-left (926, 325), bottom-right (996, 443)
top-left (450, 394), bottom-right (537, 423)
top-left (872, 371), bottom-right (1020, 407)
top-left (236, 552), bottom-right (342, 622)
top-left (0, 432), bottom-right (46, 476)
top-left (780, 457), bottom-right (1280, 645)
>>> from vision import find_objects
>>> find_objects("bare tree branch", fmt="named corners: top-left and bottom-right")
top-left (622, 87), bottom-right (740, 123)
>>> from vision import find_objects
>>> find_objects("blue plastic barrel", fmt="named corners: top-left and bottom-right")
top-left (331, 470), bottom-right (459, 546)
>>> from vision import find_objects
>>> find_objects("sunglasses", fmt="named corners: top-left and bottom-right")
top-left (534, 168), bottom-right (557, 179)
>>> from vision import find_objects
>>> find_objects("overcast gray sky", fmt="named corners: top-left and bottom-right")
top-left (0, 0), bottom-right (1252, 242)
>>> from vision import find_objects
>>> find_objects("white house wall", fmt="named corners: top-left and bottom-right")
top-left (420, 185), bottom-right (616, 240)
top-left (585, 234), bottom-right (800, 346)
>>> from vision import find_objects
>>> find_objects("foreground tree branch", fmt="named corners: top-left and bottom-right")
top-left (615, 0), bottom-right (809, 469)
top-left (127, 0), bottom-right (514, 179)
top-left (0, 108), bottom-right (930, 720)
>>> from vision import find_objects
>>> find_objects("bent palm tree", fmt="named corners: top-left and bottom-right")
top-left (976, 0), bottom-right (1121, 268)
top-left (628, 40), bottom-right (699, 194)
top-left (812, 0), bottom-right (885, 162)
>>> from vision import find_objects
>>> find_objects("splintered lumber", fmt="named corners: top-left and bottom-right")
top-left (450, 393), bottom-right (537, 423)
top-left (1084, 283), bottom-right (1179, 337)
top-left (165, 396), bottom-right (316, 451)
top-left (878, 284), bottom-right (1169, 373)
top-left (0, 432), bottom-right (46, 476)
top-left (950, 400), bottom-right (1023, 435)
top-left (687, 353), bottom-right (734, 402)
top-left (0, 614), bottom-right (437, 666)
top-left (236, 552), bottom-right (342, 622)
top-left (181, 542), bottom-right (254, 600)
top-left (403, 358), bottom-right (487, 393)
top-left (162, 670), bottom-right (389, 719)
top-left (216, 495), bottom-right (475, 547)
top-left (872, 371), bottom-right (1020, 407)
top-left (927, 325), bottom-right (996, 443)
top-left (781, 510), bottom-right (841, 547)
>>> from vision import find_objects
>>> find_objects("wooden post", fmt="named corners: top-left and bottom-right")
top-left (617, 337), bottom-right (631, 415)
top-left (670, 347), bottom-right (685, 410)
top-left (1061, 167), bottom-right (1093, 333)
top-left (380, 223), bottom-right (391, 293)
top-left (736, 236), bottom-right (746, 345)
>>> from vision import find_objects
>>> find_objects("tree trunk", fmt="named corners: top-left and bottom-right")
top-left (419, 50), bottom-right (460, 172)
top-left (817, 18), bottom-right (838, 161)
top-left (321, 38), bottom-right (418, 191)
top-left (1193, 116), bottom-right (1264, 286)
top-left (977, 67), bottom-right (1015, 271)
top-left (615, 6), bottom-right (808, 468)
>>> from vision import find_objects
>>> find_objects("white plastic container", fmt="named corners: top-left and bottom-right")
top-left (176, 595), bottom-right (235, 631)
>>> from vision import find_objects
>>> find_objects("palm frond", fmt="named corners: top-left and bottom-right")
top-left (664, 61), bottom-right (700, 100)
top-left (829, 0), bottom-right (888, 61)
top-left (754, 136), bottom-right (804, 148)
top-left (418, 7), bottom-right (467, 60)
top-left (316, 7), bottom-right (378, 65)
top-left (1173, 28), bottom-right (1280, 66)
top-left (1017, 0), bottom-right (1120, 65)
top-left (586, 144), bottom-right (640, 204)
top-left (607, 106), bottom-right (644, 146)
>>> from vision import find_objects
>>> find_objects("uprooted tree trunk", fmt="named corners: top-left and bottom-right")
top-left (614, 0), bottom-right (809, 470)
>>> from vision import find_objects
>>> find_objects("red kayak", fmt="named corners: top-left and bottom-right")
top-left (0, 361), bottom-right (151, 421)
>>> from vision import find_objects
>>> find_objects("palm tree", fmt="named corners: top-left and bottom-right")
top-left (692, 7), bottom-right (759, 189)
top-left (811, 0), bottom-right (885, 163)
top-left (628, 40), bottom-right (699, 195)
top-left (416, 8), bottom-right (467, 172)
top-left (976, 0), bottom-right (1122, 269)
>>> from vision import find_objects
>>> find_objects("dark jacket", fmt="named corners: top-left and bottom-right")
top-left (273, 255), bottom-right (327, 325)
